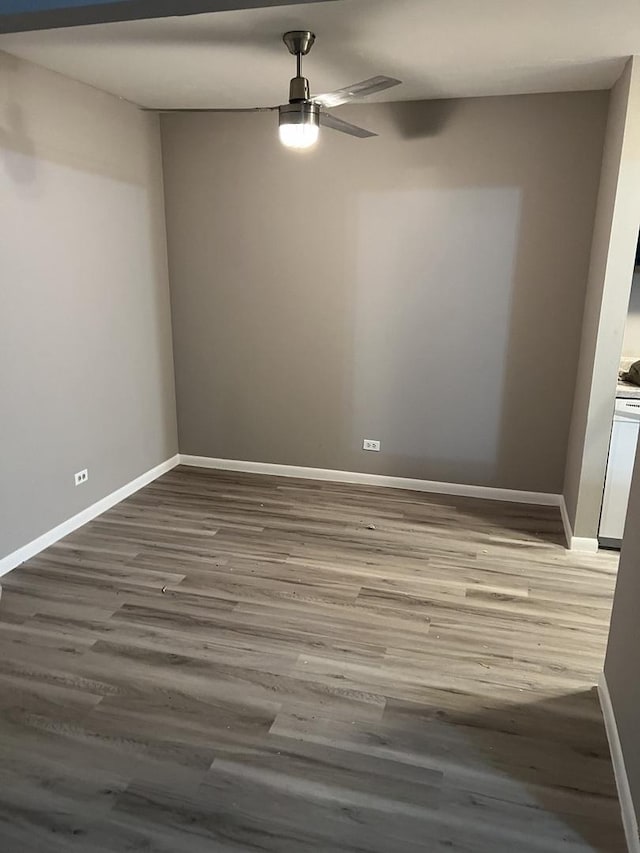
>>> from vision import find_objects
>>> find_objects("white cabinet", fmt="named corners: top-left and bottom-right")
top-left (599, 399), bottom-right (640, 544)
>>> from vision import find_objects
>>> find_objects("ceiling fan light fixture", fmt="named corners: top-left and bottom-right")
top-left (158, 32), bottom-right (400, 145)
top-left (278, 102), bottom-right (320, 150)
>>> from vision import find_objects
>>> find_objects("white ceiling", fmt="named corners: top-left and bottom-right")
top-left (0, 0), bottom-right (639, 109)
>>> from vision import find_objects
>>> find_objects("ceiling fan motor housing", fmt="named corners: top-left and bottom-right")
top-left (278, 100), bottom-right (319, 129)
top-left (289, 74), bottom-right (310, 102)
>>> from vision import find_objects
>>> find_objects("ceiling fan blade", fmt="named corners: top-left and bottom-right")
top-left (148, 107), bottom-right (278, 114)
top-left (313, 76), bottom-right (401, 108)
top-left (320, 111), bottom-right (377, 139)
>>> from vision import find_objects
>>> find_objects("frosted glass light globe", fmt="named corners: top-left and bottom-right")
top-left (278, 121), bottom-right (320, 150)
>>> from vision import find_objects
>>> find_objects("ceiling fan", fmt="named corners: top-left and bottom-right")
top-left (157, 30), bottom-right (401, 150)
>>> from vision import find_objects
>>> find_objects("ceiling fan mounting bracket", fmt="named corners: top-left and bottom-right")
top-left (283, 31), bottom-right (316, 57)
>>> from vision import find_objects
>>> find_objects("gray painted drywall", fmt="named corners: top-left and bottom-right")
top-left (604, 434), bottom-right (640, 831)
top-left (563, 58), bottom-right (640, 539)
top-left (161, 92), bottom-right (607, 493)
top-left (0, 51), bottom-right (178, 560)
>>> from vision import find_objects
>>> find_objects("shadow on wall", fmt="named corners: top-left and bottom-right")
top-left (0, 50), bottom-right (154, 185)
top-left (386, 100), bottom-right (457, 140)
top-left (141, 123), bottom-right (180, 461)
top-left (0, 102), bottom-right (38, 185)
top-left (0, 54), bottom-right (38, 185)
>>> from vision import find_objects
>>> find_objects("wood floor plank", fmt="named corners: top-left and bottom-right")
top-left (0, 466), bottom-right (626, 851)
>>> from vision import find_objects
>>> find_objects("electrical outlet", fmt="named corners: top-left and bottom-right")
top-left (363, 439), bottom-right (381, 452)
top-left (74, 469), bottom-right (88, 486)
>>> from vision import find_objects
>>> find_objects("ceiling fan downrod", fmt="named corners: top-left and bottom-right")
top-left (283, 30), bottom-right (315, 103)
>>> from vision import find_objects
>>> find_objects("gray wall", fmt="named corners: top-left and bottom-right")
top-left (0, 51), bottom-right (178, 560)
top-left (563, 58), bottom-right (640, 539)
top-left (604, 434), bottom-right (640, 831)
top-left (162, 92), bottom-right (607, 493)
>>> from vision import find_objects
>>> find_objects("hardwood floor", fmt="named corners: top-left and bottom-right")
top-left (0, 466), bottom-right (625, 852)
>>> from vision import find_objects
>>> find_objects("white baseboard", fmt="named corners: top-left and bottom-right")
top-left (559, 496), bottom-right (573, 550)
top-left (599, 672), bottom-right (640, 853)
top-left (559, 496), bottom-right (600, 552)
top-left (1, 453), bottom-right (582, 576)
top-left (0, 454), bottom-right (180, 578)
top-left (570, 536), bottom-right (600, 553)
top-left (180, 454), bottom-right (563, 507)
